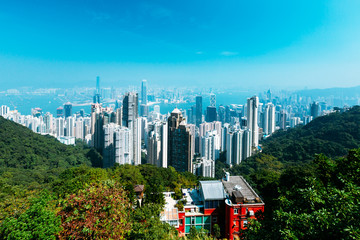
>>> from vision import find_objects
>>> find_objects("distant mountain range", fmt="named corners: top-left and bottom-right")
top-left (295, 85), bottom-right (360, 98)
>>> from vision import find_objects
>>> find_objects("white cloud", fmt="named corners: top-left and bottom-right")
top-left (220, 51), bottom-right (238, 56)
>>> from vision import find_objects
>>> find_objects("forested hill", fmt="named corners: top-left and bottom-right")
top-left (0, 116), bottom-right (101, 187)
top-left (261, 106), bottom-right (360, 164)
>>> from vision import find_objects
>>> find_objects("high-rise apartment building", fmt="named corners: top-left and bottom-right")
top-left (103, 123), bottom-right (133, 167)
top-left (196, 96), bottom-right (202, 126)
top-left (168, 108), bottom-right (193, 172)
top-left (56, 117), bottom-right (65, 137)
top-left (147, 121), bottom-right (168, 168)
top-left (65, 116), bottom-right (75, 137)
top-left (200, 130), bottom-right (220, 161)
top-left (263, 103), bottom-right (275, 135)
top-left (122, 92), bottom-right (141, 165)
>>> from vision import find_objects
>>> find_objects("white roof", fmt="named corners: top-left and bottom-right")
top-left (200, 181), bottom-right (226, 201)
top-left (171, 108), bottom-right (181, 114)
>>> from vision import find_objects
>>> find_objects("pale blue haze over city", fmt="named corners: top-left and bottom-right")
top-left (0, 0), bottom-right (360, 90)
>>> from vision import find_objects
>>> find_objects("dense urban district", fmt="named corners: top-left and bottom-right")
top-left (0, 79), bottom-right (360, 239)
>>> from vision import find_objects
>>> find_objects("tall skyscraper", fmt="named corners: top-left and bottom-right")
top-left (226, 129), bottom-right (244, 167)
top-left (263, 103), bottom-right (275, 135)
top-left (57, 107), bottom-right (64, 118)
top-left (43, 112), bottom-right (53, 134)
top-left (280, 110), bottom-right (287, 129)
top-left (103, 123), bottom-right (118, 168)
top-left (93, 76), bottom-right (101, 104)
top-left (75, 117), bottom-right (85, 140)
top-left (147, 121), bottom-right (168, 168)
top-left (91, 103), bottom-right (104, 151)
top-left (122, 92), bottom-right (141, 165)
top-left (196, 96), bottom-right (203, 126)
top-left (141, 79), bottom-right (147, 104)
top-left (55, 117), bottom-right (65, 137)
top-left (64, 102), bottom-right (72, 119)
top-left (206, 106), bottom-right (217, 122)
top-left (310, 102), bottom-right (320, 119)
top-left (218, 105), bottom-right (226, 124)
top-left (65, 116), bottom-right (75, 137)
top-left (200, 130), bottom-right (220, 161)
top-left (247, 96), bottom-right (259, 149)
top-left (168, 108), bottom-right (193, 172)
top-left (103, 123), bottom-right (133, 167)
top-left (266, 89), bottom-right (272, 102)
top-left (210, 93), bottom-right (216, 107)
top-left (114, 126), bottom-right (133, 165)
top-left (242, 128), bottom-right (252, 159)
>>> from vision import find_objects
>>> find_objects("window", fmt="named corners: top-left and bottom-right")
top-left (234, 208), bottom-right (239, 215)
top-left (191, 217), bottom-right (195, 225)
top-left (212, 216), bottom-right (217, 223)
top-left (243, 220), bottom-right (248, 227)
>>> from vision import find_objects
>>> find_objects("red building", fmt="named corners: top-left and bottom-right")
top-left (161, 173), bottom-right (264, 239)
top-left (222, 174), bottom-right (264, 239)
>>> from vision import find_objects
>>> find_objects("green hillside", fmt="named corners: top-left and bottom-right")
top-left (0, 116), bottom-right (101, 187)
top-left (262, 106), bottom-right (360, 163)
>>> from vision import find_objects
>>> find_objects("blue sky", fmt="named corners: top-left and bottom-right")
top-left (0, 0), bottom-right (360, 90)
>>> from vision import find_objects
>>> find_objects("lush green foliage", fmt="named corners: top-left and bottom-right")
top-left (0, 191), bottom-right (61, 240)
top-left (262, 106), bottom-right (360, 164)
top-left (0, 117), bottom-right (200, 239)
top-left (0, 116), bottom-right (101, 188)
top-left (242, 150), bottom-right (360, 239)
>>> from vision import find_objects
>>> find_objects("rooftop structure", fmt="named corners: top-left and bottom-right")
top-left (222, 176), bottom-right (263, 204)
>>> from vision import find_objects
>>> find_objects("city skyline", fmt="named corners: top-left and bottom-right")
top-left (1, 1), bottom-right (360, 89)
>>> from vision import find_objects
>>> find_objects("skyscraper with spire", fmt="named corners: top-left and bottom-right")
top-left (93, 76), bottom-right (101, 104)
top-left (247, 96), bottom-right (259, 149)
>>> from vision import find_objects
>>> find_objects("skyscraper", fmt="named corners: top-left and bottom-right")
top-left (247, 96), bottom-right (259, 149)
top-left (206, 106), bottom-right (217, 122)
top-left (168, 108), bottom-right (193, 172)
top-left (280, 110), bottom-right (287, 129)
top-left (263, 103), bottom-right (275, 135)
top-left (310, 102), bottom-right (320, 119)
top-left (103, 123), bottom-right (118, 168)
top-left (56, 107), bottom-right (64, 118)
top-left (122, 92), bottom-right (141, 165)
top-left (226, 129), bottom-right (243, 167)
top-left (103, 123), bottom-right (133, 167)
top-left (210, 93), bottom-right (216, 107)
top-left (93, 76), bottom-right (101, 104)
top-left (64, 102), bottom-right (72, 119)
top-left (196, 96), bottom-right (202, 126)
top-left (141, 79), bottom-right (147, 104)
top-left (147, 121), bottom-right (168, 168)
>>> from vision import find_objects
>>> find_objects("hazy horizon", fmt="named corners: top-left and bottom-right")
top-left (1, 0), bottom-right (360, 90)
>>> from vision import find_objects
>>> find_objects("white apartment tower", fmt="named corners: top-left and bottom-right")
top-left (147, 121), bottom-right (168, 168)
top-left (263, 103), bottom-right (276, 135)
top-left (247, 96), bottom-right (259, 149)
